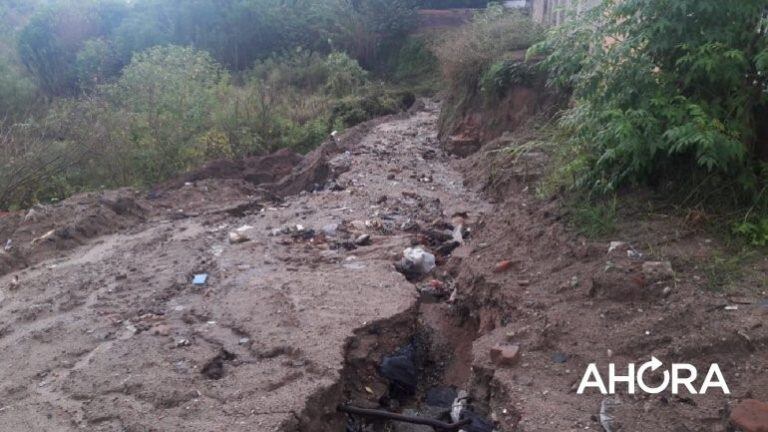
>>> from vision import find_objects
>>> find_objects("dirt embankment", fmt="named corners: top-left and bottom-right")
top-left (446, 118), bottom-right (768, 431)
top-left (437, 52), bottom-right (563, 159)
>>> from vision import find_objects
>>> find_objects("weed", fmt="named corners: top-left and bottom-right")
top-left (568, 197), bottom-right (617, 239)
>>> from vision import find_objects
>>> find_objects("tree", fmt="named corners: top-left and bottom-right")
top-left (532, 0), bottom-right (768, 200)
top-left (17, 0), bottom-right (128, 96)
top-left (107, 45), bottom-right (229, 183)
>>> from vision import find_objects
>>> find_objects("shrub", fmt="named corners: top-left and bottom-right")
top-left (479, 59), bottom-right (535, 101)
top-left (433, 5), bottom-right (543, 93)
top-left (530, 0), bottom-right (768, 203)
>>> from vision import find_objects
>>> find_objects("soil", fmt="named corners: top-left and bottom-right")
top-left (0, 100), bottom-right (766, 432)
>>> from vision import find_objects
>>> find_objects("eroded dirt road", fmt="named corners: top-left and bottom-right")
top-left (2, 100), bottom-right (767, 432)
top-left (0, 102), bottom-right (490, 431)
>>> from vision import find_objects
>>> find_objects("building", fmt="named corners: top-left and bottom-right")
top-left (530, 0), bottom-right (600, 25)
top-left (503, 0), bottom-right (529, 8)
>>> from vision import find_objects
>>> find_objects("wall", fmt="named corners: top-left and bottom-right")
top-left (531, 0), bottom-right (600, 25)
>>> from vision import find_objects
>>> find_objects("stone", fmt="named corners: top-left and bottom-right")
top-left (493, 260), bottom-right (514, 273)
top-left (150, 324), bottom-right (171, 336)
top-left (642, 261), bottom-right (674, 281)
top-left (490, 344), bottom-right (521, 367)
top-left (731, 399), bottom-right (768, 432)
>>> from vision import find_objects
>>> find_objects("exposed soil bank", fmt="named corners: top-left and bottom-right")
top-left (449, 127), bottom-right (768, 431)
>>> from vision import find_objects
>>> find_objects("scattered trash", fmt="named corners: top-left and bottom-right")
top-left (9, 275), bottom-right (19, 290)
top-left (339, 404), bottom-right (470, 432)
top-left (436, 240), bottom-right (461, 256)
top-left (396, 247), bottom-right (436, 280)
top-left (238, 337), bottom-right (250, 345)
top-left (354, 234), bottom-right (372, 246)
top-left (570, 276), bottom-right (579, 288)
top-left (551, 352), bottom-right (568, 364)
top-left (380, 343), bottom-right (418, 397)
top-left (599, 397), bottom-right (621, 432)
top-left (724, 305), bottom-right (739, 311)
top-left (192, 274), bottom-right (208, 285)
top-left (608, 242), bottom-right (626, 253)
top-left (662, 286), bottom-right (672, 297)
top-left (3, 239), bottom-right (11, 252)
top-left (228, 225), bottom-right (253, 244)
top-left (291, 225), bottom-right (316, 241)
top-left (176, 338), bottom-right (191, 347)
top-left (417, 279), bottom-right (450, 302)
top-left (228, 231), bottom-right (250, 244)
top-left (31, 229), bottom-right (55, 245)
top-left (425, 386), bottom-right (458, 408)
top-left (451, 391), bottom-right (494, 432)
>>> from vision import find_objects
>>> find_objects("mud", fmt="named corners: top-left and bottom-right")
top-left (1, 99), bottom-right (766, 432)
top-left (0, 102), bottom-right (491, 431)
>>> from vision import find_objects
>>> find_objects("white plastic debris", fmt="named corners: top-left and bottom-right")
top-left (403, 247), bottom-right (436, 275)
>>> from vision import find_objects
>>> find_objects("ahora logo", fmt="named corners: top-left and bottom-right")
top-left (577, 357), bottom-right (730, 395)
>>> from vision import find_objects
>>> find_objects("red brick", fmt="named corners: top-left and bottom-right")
top-left (490, 344), bottom-right (521, 367)
top-left (731, 400), bottom-right (768, 432)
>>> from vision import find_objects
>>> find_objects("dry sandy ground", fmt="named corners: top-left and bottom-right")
top-left (0, 102), bottom-right (489, 432)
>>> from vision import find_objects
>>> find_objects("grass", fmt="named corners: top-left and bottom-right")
top-left (568, 197), bottom-right (618, 239)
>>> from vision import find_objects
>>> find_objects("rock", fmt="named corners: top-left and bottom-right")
top-left (444, 135), bottom-right (481, 158)
top-left (731, 399), bottom-right (768, 432)
top-left (551, 352), bottom-right (568, 363)
top-left (642, 261), bottom-right (674, 281)
top-left (590, 266), bottom-right (659, 301)
top-left (493, 260), bottom-right (514, 273)
top-left (490, 344), bottom-right (521, 367)
top-left (150, 324), bottom-right (171, 336)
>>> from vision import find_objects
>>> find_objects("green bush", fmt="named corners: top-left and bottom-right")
top-left (479, 59), bottom-right (535, 101)
top-left (530, 0), bottom-right (768, 203)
